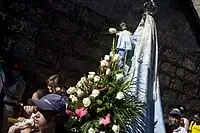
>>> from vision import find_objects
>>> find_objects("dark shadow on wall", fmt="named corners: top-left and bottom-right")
top-left (179, 0), bottom-right (200, 46)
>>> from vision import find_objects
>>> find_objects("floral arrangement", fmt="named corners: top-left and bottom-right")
top-left (66, 36), bottom-right (144, 133)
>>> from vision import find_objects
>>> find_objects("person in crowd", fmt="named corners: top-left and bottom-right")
top-left (31, 89), bottom-right (50, 100)
top-left (2, 59), bottom-right (26, 133)
top-left (188, 113), bottom-right (200, 133)
top-left (168, 108), bottom-right (187, 133)
top-left (180, 106), bottom-right (189, 131)
top-left (21, 89), bottom-right (50, 118)
top-left (8, 94), bottom-right (67, 133)
top-left (46, 74), bottom-right (61, 93)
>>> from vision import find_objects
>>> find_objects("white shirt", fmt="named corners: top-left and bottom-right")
top-left (182, 117), bottom-right (189, 131)
top-left (173, 126), bottom-right (187, 133)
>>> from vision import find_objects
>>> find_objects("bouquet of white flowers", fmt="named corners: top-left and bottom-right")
top-left (66, 34), bottom-right (145, 133)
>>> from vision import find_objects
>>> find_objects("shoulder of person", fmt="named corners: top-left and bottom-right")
top-left (180, 126), bottom-right (187, 133)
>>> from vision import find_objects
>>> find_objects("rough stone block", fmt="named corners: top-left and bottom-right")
top-left (175, 68), bottom-right (185, 78)
top-left (36, 44), bottom-right (61, 64)
top-left (161, 62), bottom-right (176, 76)
top-left (170, 78), bottom-right (183, 90)
top-left (162, 89), bottom-right (177, 103)
top-left (187, 99), bottom-right (200, 111)
top-left (163, 49), bottom-right (183, 64)
top-left (183, 84), bottom-right (199, 97)
top-left (182, 58), bottom-right (195, 71)
top-left (159, 74), bottom-right (171, 87)
top-left (184, 71), bottom-right (198, 83)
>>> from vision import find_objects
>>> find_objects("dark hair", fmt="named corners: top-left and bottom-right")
top-left (47, 74), bottom-right (60, 87)
top-left (35, 89), bottom-right (50, 99)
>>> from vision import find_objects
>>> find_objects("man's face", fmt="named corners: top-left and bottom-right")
top-left (168, 115), bottom-right (180, 126)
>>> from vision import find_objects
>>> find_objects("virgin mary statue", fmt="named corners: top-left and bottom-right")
top-left (115, 2), bottom-right (166, 133)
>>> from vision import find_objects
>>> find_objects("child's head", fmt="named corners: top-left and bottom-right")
top-left (32, 89), bottom-right (50, 99)
top-left (29, 94), bottom-right (67, 129)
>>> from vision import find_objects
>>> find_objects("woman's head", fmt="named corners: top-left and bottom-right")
top-left (29, 94), bottom-right (67, 129)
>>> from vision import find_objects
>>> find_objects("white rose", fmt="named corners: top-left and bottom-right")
top-left (94, 76), bottom-right (100, 82)
top-left (112, 125), bottom-right (120, 133)
top-left (116, 73), bottom-right (124, 81)
top-left (82, 97), bottom-right (91, 107)
top-left (106, 68), bottom-right (111, 75)
top-left (88, 72), bottom-right (95, 79)
top-left (69, 95), bottom-right (78, 103)
top-left (113, 54), bottom-right (120, 61)
top-left (90, 89), bottom-right (100, 98)
top-left (109, 28), bottom-right (117, 34)
top-left (100, 60), bottom-right (109, 67)
top-left (104, 55), bottom-right (110, 61)
top-left (76, 81), bottom-right (82, 88)
top-left (67, 87), bottom-right (76, 94)
top-left (80, 77), bottom-right (87, 82)
top-left (116, 92), bottom-right (125, 100)
top-left (100, 132), bottom-right (105, 133)
top-left (76, 89), bottom-right (84, 97)
top-left (88, 128), bottom-right (96, 133)
top-left (110, 52), bottom-right (114, 57)
top-left (89, 72), bottom-right (95, 76)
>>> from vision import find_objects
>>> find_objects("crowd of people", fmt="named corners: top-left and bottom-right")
top-left (1, 51), bottom-right (200, 133)
top-left (165, 107), bottom-right (200, 133)
top-left (0, 54), bottom-right (68, 133)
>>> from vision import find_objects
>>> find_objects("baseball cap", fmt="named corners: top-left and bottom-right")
top-left (29, 94), bottom-right (67, 115)
top-left (169, 108), bottom-right (182, 117)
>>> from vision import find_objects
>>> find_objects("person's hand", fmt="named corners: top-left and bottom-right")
top-left (23, 106), bottom-right (36, 118)
top-left (8, 125), bottom-right (29, 133)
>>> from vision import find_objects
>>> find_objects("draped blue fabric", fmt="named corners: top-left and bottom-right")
top-left (116, 13), bottom-right (165, 133)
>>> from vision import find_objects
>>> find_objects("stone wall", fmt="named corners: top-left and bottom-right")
top-left (1, 0), bottom-right (200, 116)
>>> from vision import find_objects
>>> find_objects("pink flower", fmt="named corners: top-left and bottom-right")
top-left (75, 107), bottom-right (87, 117)
top-left (99, 113), bottom-right (111, 126)
top-left (66, 109), bottom-right (75, 117)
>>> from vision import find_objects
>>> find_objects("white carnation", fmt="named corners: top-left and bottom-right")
top-left (88, 128), bottom-right (96, 133)
top-left (94, 76), bottom-right (100, 82)
top-left (67, 87), bottom-right (76, 94)
top-left (112, 125), bottom-right (120, 133)
top-left (116, 73), bottom-right (124, 81)
top-left (90, 89), bottom-right (100, 98)
top-left (82, 97), bottom-right (91, 107)
top-left (116, 92), bottom-right (125, 100)
top-left (104, 55), bottom-right (110, 61)
top-left (76, 89), bottom-right (84, 97)
top-left (109, 28), bottom-right (117, 34)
